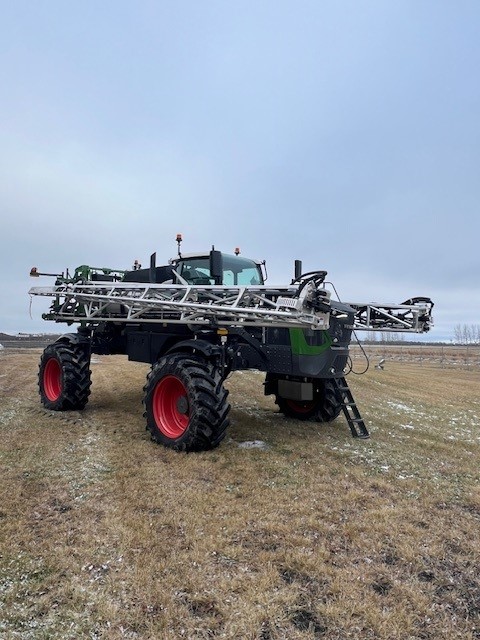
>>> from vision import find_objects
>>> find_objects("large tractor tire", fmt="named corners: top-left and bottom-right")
top-left (143, 354), bottom-right (230, 452)
top-left (39, 341), bottom-right (92, 411)
top-left (274, 378), bottom-right (342, 423)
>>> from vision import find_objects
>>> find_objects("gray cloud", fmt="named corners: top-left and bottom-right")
top-left (1, 1), bottom-right (479, 341)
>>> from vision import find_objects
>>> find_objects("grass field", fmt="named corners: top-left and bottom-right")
top-left (1, 349), bottom-right (480, 639)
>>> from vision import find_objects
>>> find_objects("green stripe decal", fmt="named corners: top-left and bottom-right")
top-left (289, 329), bottom-right (332, 356)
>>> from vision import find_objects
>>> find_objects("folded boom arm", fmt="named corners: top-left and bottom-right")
top-left (29, 280), bottom-right (433, 333)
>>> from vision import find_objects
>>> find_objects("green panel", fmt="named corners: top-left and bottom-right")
top-left (289, 329), bottom-right (332, 356)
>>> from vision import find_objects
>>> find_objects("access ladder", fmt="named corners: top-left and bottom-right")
top-left (332, 377), bottom-right (370, 439)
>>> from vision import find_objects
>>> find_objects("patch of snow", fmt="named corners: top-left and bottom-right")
top-left (238, 440), bottom-right (270, 450)
top-left (386, 401), bottom-right (412, 412)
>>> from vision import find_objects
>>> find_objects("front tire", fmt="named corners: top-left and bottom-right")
top-left (143, 355), bottom-right (230, 452)
top-left (39, 341), bottom-right (92, 410)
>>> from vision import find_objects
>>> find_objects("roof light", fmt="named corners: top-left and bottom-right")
top-left (176, 233), bottom-right (183, 257)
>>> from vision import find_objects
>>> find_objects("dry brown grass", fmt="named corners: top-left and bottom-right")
top-left (1, 349), bottom-right (480, 639)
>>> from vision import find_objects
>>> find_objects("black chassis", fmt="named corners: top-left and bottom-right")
top-left (84, 300), bottom-right (355, 402)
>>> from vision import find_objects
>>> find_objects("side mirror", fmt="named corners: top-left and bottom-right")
top-left (210, 249), bottom-right (223, 285)
top-left (149, 252), bottom-right (156, 283)
top-left (294, 259), bottom-right (303, 282)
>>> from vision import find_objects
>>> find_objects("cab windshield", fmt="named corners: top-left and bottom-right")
top-left (178, 254), bottom-right (263, 285)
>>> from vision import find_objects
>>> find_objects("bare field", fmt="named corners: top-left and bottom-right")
top-left (351, 343), bottom-right (480, 369)
top-left (1, 349), bottom-right (480, 639)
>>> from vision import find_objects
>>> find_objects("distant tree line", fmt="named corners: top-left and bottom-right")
top-left (453, 324), bottom-right (480, 345)
top-left (359, 332), bottom-right (406, 344)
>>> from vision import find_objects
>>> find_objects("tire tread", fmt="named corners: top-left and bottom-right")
top-left (143, 354), bottom-right (230, 452)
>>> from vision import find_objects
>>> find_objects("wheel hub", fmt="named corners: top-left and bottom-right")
top-left (152, 375), bottom-right (190, 439)
top-left (43, 357), bottom-right (62, 402)
top-left (176, 395), bottom-right (188, 415)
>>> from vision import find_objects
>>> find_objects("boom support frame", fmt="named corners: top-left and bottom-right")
top-left (29, 281), bottom-right (433, 333)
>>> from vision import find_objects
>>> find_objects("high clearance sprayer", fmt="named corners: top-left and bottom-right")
top-left (29, 235), bottom-right (433, 451)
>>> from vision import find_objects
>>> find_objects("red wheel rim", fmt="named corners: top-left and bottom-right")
top-left (43, 358), bottom-right (62, 401)
top-left (152, 375), bottom-right (189, 438)
top-left (286, 399), bottom-right (316, 414)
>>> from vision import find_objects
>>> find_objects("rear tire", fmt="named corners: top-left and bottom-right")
top-left (39, 342), bottom-right (92, 410)
top-left (273, 378), bottom-right (342, 423)
top-left (143, 354), bottom-right (230, 452)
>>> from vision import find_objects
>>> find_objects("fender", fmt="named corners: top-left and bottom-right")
top-left (55, 331), bottom-right (91, 348)
top-left (165, 338), bottom-right (223, 360)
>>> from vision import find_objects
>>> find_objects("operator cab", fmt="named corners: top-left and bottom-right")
top-left (123, 239), bottom-right (265, 286)
top-left (173, 253), bottom-right (264, 286)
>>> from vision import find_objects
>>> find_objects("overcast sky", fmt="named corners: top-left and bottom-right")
top-left (1, 1), bottom-right (479, 341)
